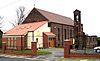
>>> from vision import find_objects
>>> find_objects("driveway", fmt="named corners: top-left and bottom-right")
top-left (31, 48), bottom-right (64, 61)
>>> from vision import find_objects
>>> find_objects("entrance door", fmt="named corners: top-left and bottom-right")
top-left (49, 38), bottom-right (55, 48)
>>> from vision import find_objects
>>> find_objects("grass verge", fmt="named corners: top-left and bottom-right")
top-left (37, 50), bottom-right (51, 55)
top-left (15, 49), bottom-right (51, 55)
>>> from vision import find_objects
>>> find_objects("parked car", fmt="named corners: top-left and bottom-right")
top-left (94, 46), bottom-right (100, 53)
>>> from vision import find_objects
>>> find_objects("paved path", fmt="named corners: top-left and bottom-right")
top-left (30, 48), bottom-right (64, 61)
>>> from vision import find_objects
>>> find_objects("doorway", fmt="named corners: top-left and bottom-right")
top-left (49, 38), bottom-right (55, 48)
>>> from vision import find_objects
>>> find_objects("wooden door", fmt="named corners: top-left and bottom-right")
top-left (49, 40), bottom-right (54, 48)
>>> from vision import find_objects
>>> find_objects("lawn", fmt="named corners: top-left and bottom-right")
top-left (37, 50), bottom-right (51, 55)
top-left (15, 49), bottom-right (52, 55)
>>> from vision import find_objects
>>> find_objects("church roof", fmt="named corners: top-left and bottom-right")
top-left (23, 8), bottom-right (74, 26)
top-left (4, 21), bottom-right (46, 36)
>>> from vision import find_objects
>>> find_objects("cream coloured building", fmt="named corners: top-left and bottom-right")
top-left (27, 21), bottom-right (50, 48)
top-left (2, 21), bottom-right (54, 49)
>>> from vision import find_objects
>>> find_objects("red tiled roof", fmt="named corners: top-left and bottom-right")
top-left (44, 32), bottom-right (56, 36)
top-left (4, 21), bottom-right (46, 36)
top-left (36, 8), bottom-right (74, 26)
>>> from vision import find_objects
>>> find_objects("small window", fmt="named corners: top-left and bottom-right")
top-left (14, 37), bottom-right (16, 40)
top-left (48, 22), bottom-right (51, 27)
top-left (11, 41), bottom-right (13, 47)
top-left (70, 29), bottom-right (72, 38)
top-left (64, 29), bottom-right (66, 39)
top-left (58, 28), bottom-right (60, 40)
top-left (49, 38), bottom-right (51, 40)
top-left (36, 38), bottom-right (38, 42)
top-left (13, 40), bottom-right (16, 49)
top-left (8, 37), bottom-right (10, 41)
top-left (7, 38), bottom-right (10, 47)
top-left (51, 38), bottom-right (53, 40)
top-left (49, 38), bottom-right (54, 41)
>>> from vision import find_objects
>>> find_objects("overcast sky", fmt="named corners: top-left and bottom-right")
top-left (0, 0), bottom-right (100, 36)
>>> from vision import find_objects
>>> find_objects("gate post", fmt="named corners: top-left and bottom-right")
top-left (64, 39), bottom-right (70, 58)
top-left (2, 42), bottom-right (6, 53)
top-left (31, 42), bottom-right (37, 56)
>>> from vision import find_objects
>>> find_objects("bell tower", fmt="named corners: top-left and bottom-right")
top-left (73, 9), bottom-right (83, 49)
top-left (74, 9), bottom-right (81, 22)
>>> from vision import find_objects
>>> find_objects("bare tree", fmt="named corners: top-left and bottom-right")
top-left (9, 6), bottom-right (25, 26)
top-left (8, 19), bottom-right (17, 27)
top-left (16, 6), bottom-right (25, 25)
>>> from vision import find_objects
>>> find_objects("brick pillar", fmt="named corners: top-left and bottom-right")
top-left (2, 42), bottom-right (6, 53)
top-left (64, 39), bottom-right (70, 58)
top-left (31, 42), bottom-right (37, 56)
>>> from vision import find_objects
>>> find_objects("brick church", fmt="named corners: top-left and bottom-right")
top-left (2, 7), bottom-right (97, 49)
top-left (22, 8), bottom-right (97, 49)
top-left (22, 8), bottom-right (74, 47)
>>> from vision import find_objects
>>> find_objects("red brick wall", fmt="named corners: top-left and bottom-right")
top-left (2, 37), bottom-right (7, 43)
top-left (31, 42), bottom-right (37, 55)
top-left (2, 37), bottom-right (7, 48)
top-left (43, 33), bottom-right (49, 48)
top-left (86, 36), bottom-right (97, 48)
top-left (2, 36), bottom-right (25, 50)
top-left (16, 37), bottom-right (21, 49)
top-left (64, 41), bottom-right (70, 58)
top-left (16, 36), bottom-right (24, 50)
top-left (70, 53), bottom-right (100, 58)
top-left (50, 22), bottom-right (74, 47)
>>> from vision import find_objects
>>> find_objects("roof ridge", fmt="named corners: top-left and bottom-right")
top-left (20, 21), bottom-right (46, 25)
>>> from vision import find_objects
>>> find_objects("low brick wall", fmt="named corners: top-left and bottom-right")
top-left (0, 51), bottom-right (34, 57)
top-left (70, 53), bottom-right (100, 58)
top-left (0, 50), bottom-right (33, 56)
top-left (64, 40), bottom-right (100, 58)
top-left (0, 42), bottom-right (37, 57)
